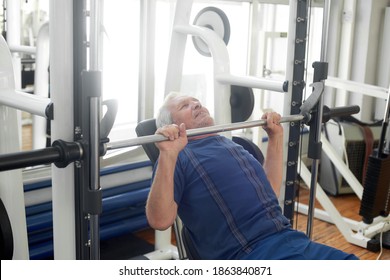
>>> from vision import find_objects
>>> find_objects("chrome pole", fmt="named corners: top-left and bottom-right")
top-left (87, 0), bottom-right (103, 260)
top-left (306, 0), bottom-right (330, 238)
top-left (89, 96), bottom-right (101, 260)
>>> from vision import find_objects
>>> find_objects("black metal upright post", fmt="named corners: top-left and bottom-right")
top-left (73, 0), bottom-right (89, 260)
top-left (306, 61), bottom-right (328, 238)
top-left (283, 0), bottom-right (309, 223)
top-left (73, 0), bottom-right (103, 260)
top-left (80, 71), bottom-right (103, 260)
top-left (73, 0), bottom-right (104, 260)
top-left (306, 0), bottom-right (331, 238)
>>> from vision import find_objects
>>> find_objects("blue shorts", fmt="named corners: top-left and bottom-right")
top-left (241, 229), bottom-right (359, 260)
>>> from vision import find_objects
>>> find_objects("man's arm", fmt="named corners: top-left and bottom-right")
top-left (262, 112), bottom-right (283, 197)
top-left (145, 123), bottom-right (187, 230)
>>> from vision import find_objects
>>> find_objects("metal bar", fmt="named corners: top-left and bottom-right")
top-left (106, 115), bottom-right (305, 150)
top-left (325, 76), bottom-right (388, 100)
top-left (306, 0), bottom-right (331, 239)
top-left (89, 0), bottom-right (100, 71)
top-left (73, 0), bottom-right (88, 260)
top-left (0, 140), bottom-right (83, 172)
top-left (89, 96), bottom-right (101, 260)
top-left (0, 147), bottom-right (61, 172)
top-left (88, 0), bottom-right (103, 261)
top-left (215, 73), bottom-right (286, 93)
top-left (0, 89), bottom-right (51, 118)
top-left (8, 44), bottom-right (36, 54)
top-left (377, 87), bottom-right (390, 156)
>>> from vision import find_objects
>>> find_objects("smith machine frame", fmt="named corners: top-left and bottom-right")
top-left (0, 0), bottom-right (360, 259)
top-left (283, 0), bottom-right (330, 238)
top-left (283, 0), bottom-right (310, 223)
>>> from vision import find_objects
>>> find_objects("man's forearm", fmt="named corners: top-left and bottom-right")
top-left (146, 152), bottom-right (178, 230)
top-left (263, 135), bottom-right (283, 196)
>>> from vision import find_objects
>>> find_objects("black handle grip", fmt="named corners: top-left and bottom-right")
top-left (322, 105), bottom-right (360, 123)
top-left (0, 140), bottom-right (83, 172)
top-left (0, 147), bottom-right (61, 172)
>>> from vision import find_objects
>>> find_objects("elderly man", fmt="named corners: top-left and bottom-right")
top-left (146, 92), bottom-right (358, 260)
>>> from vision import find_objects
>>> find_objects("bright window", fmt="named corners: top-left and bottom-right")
top-left (103, 0), bottom-right (140, 141)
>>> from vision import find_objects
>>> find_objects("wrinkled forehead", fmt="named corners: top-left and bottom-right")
top-left (167, 95), bottom-right (200, 110)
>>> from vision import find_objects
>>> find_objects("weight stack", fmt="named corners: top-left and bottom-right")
top-left (359, 154), bottom-right (390, 224)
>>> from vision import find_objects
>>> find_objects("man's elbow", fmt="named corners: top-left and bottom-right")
top-left (146, 212), bottom-right (174, 231)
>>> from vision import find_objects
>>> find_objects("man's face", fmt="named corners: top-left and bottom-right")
top-left (168, 96), bottom-right (214, 129)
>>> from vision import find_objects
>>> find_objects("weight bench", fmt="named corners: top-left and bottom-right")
top-left (136, 118), bottom-right (264, 259)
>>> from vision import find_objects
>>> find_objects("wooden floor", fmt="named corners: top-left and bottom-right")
top-left (293, 186), bottom-right (390, 260)
top-left (135, 185), bottom-right (390, 260)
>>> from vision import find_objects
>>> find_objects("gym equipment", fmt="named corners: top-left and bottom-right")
top-left (0, 1), bottom-right (363, 259)
top-left (0, 97), bottom-right (360, 172)
top-left (0, 117), bottom-right (291, 172)
top-left (107, 107), bottom-right (359, 153)
top-left (0, 98), bottom-right (118, 172)
top-left (0, 35), bottom-right (52, 119)
top-left (230, 85), bottom-right (254, 123)
top-left (359, 90), bottom-right (390, 224)
top-left (0, 33), bottom-right (30, 259)
top-left (0, 198), bottom-right (13, 259)
top-left (297, 80), bottom-right (390, 252)
top-left (192, 6), bottom-right (230, 57)
top-left (320, 120), bottom-right (382, 195)
top-left (108, 114), bottom-right (305, 151)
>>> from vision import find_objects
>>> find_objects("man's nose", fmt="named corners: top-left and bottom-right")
top-left (192, 101), bottom-right (201, 110)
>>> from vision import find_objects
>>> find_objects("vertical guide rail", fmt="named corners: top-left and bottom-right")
top-left (73, 0), bottom-right (103, 259)
top-left (306, 0), bottom-right (330, 238)
top-left (73, 0), bottom-right (89, 260)
top-left (87, 0), bottom-right (103, 260)
top-left (283, 0), bottom-right (309, 223)
top-left (306, 62), bottom-right (328, 238)
top-left (84, 73), bottom-right (102, 260)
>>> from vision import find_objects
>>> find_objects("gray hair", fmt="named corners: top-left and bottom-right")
top-left (156, 91), bottom-right (182, 128)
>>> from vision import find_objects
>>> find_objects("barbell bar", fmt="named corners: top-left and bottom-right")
top-left (106, 114), bottom-right (305, 151)
top-left (106, 115), bottom-right (305, 150)
top-left (1, 116), bottom-right (303, 172)
top-left (0, 105), bottom-right (359, 172)
top-left (106, 104), bottom-right (360, 151)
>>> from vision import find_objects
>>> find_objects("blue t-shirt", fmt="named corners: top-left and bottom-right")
top-left (153, 135), bottom-right (290, 259)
